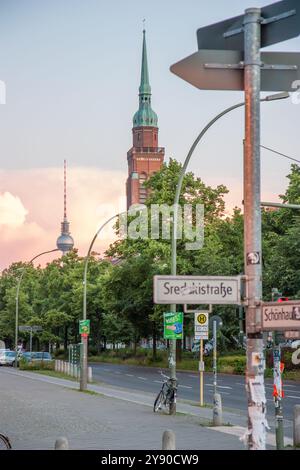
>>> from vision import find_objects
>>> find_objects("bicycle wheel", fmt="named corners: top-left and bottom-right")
top-left (153, 390), bottom-right (164, 412)
top-left (0, 434), bottom-right (11, 450)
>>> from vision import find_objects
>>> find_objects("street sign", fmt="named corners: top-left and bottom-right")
top-left (19, 326), bottom-right (32, 332)
top-left (18, 325), bottom-right (42, 332)
top-left (195, 311), bottom-right (209, 340)
top-left (196, 0), bottom-right (300, 51)
top-left (163, 312), bottom-right (183, 340)
top-left (285, 331), bottom-right (300, 339)
top-left (261, 301), bottom-right (300, 331)
top-left (170, 50), bottom-right (300, 92)
top-left (79, 319), bottom-right (90, 336)
top-left (154, 275), bottom-right (241, 305)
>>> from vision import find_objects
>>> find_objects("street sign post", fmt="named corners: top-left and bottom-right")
top-left (154, 275), bottom-right (241, 305)
top-left (18, 325), bottom-right (42, 353)
top-left (261, 301), bottom-right (300, 331)
top-left (163, 312), bottom-right (183, 340)
top-left (194, 311), bottom-right (209, 407)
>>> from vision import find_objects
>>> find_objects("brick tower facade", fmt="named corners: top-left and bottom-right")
top-left (126, 30), bottom-right (165, 209)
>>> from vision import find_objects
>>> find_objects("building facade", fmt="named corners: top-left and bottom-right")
top-left (126, 30), bottom-right (165, 209)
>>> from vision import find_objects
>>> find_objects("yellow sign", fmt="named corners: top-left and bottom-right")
top-left (197, 313), bottom-right (207, 325)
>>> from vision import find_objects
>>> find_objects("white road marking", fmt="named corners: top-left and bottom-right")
top-left (188, 375), bottom-right (197, 379)
top-left (126, 374), bottom-right (134, 377)
top-left (154, 380), bottom-right (164, 384)
top-left (138, 377), bottom-right (147, 381)
top-left (114, 371), bottom-right (121, 375)
top-left (204, 384), bottom-right (232, 390)
top-left (178, 385), bottom-right (192, 389)
top-left (286, 395), bottom-right (300, 400)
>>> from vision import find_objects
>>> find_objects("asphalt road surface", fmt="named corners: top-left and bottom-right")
top-left (91, 362), bottom-right (300, 433)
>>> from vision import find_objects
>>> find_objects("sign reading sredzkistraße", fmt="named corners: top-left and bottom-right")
top-left (261, 301), bottom-right (300, 331)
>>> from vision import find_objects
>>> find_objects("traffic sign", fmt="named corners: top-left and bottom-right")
top-left (154, 275), bottom-right (241, 305)
top-left (209, 315), bottom-right (223, 329)
top-left (79, 319), bottom-right (90, 336)
top-left (163, 312), bottom-right (183, 340)
top-left (195, 311), bottom-right (209, 340)
top-left (261, 301), bottom-right (300, 331)
top-left (196, 0), bottom-right (300, 52)
top-left (18, 325), bottom-right (42, 332)
top-left (19, 326), bottom-right (32, 332)
top-left (170, 50), bottom-right (300, 92)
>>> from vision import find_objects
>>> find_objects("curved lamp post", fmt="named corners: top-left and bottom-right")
top-left (168, 92), bottom-right (289, 414)
top-left (80, 213), bottom-right (125, 391)
top-left (15, 248), bottom-right (60, 368)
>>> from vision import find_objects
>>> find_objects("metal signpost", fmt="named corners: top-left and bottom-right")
top-left (169, 0), bottom-right (300, 450)
top-left (194, 311), bottom-right (209, 407)
top-left (19, 325), bottom-right (42, 353)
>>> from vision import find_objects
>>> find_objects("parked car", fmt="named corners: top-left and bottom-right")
top-left (0, 350), bottom-right (17, 367)
top-left (21, 351), bottom-right (52, 363)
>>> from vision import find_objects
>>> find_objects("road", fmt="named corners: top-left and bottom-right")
top-left (90, 362), bottom-right (300, 435)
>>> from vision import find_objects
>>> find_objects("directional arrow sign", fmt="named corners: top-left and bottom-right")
top-left (197, 0), bottom-right (300, 51)
top-left (170, 50), bottom-right (300, 92)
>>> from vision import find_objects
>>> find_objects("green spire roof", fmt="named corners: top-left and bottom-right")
top-left (133, 30), bottom-right (158, 128)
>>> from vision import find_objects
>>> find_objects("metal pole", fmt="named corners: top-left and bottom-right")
top-left (244, 8), bottom-right (267, 450)
top-left (200, 338), bottom-right (204, 407)
top-left (30, 328), bottom-right (32, 354)
top-left (80, 213), bottom-right (124, 391)
top-left (213, 320), bottom-right (217, 396)
top-left (273, 335), bottom-right (284, 450)
top-left (15, 248), bottom-right (59, 369)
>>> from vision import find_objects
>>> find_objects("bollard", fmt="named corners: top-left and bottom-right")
top-left (294, 405), bottom-right (300, 448)
top-left (54, 437), bottom-right (69, 450)
top-left (67, 362), bottom-right (70, 376)
top-left (162, 430), bottom-right (176, 450)
top-left (55, 360), bottom-right (57, 372)
top-left (88, 366), bottom-right (92, 383)
top-left (213, 393), bottom-right (222, 426)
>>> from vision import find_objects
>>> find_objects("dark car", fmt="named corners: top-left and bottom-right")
top-left (21, 351), bottom-right (52, 363)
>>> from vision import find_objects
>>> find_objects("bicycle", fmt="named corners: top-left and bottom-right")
top-left (153, 370), bottom-right (178, 413)
top-left (0, 434), bottom-right (11, 450)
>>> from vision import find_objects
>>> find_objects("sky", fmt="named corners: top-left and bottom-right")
top-left (0, 0), bottom-right (299, 270)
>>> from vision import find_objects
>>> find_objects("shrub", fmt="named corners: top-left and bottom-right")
top-left (19, 359), bottom-right (55, 371)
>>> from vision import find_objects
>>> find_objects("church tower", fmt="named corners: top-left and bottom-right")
top-left (126, 30), bottom-right (165, 209)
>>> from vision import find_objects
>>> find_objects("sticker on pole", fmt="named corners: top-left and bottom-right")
top-left (79, 319), bottom-right (90, 336)
top-left (195, 311), bottom-right (209, 340)
top-left (163, 312), bottom-right (183, 340)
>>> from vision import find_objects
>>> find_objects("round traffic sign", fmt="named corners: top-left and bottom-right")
top-left (197, 313), bottom-right (207, 325)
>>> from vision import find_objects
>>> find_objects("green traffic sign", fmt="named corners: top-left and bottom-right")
top-left (79, 319), bottom-right (90, 335)
top-left (164, 312), bottom-right (183, 340)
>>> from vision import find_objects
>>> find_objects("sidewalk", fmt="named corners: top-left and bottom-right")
top-left (0, 368), bottom-right (291, 449)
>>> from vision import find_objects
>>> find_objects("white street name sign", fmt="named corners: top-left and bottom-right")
top-left (153, 275), bottom-right (241, 305)
top-left (261, 301), bottom-right (300, 331)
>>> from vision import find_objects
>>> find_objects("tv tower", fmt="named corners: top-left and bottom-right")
top-left (56, 160), bottom-right (74, 255)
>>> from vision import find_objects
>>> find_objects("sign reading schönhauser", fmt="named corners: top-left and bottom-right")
top-left (261, 301), bottom-right (300, 331)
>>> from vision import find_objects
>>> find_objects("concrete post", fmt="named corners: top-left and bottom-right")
top-left (55, 360), bottom-right (57, 372)
top-left (213, 393), bottom-right (222, 426)
top-left (294, 405), bottom-right (300, 448)
top-left (88, 366), bottom-right (92, 383)
top-left (54, 437), bottom-right (69, 450)
top-left (162, 430), bottom-right (176, 450)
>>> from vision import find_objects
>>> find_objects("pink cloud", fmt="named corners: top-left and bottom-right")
top-left (0, 167), bottom-right (127, 270)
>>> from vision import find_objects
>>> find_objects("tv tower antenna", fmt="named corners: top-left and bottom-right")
top-left (56, 160), bottom-right (74, 255)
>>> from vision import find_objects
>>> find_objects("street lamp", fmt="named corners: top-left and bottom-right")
top-left (15, 248), bottom-right (59, 368)
top-left (168, 92), bottom-right (289, 414)
top-left (80, 213), bottom-right (124, 391)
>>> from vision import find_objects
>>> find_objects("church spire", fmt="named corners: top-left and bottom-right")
top-left (133, 29), bottom-right (158, 128)
top-left (139, 29), bottom-right (151, 96)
